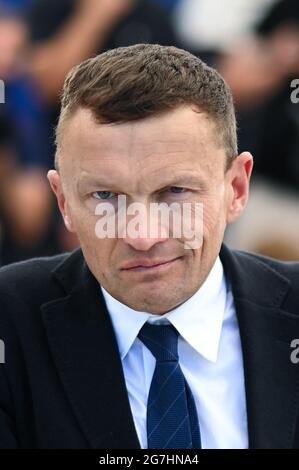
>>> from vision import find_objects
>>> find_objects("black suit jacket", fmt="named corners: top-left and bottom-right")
top-left (0, 244), bottom-right (299, 449)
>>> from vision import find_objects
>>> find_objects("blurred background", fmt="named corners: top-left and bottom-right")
top-left (0, 0), bottom-right (299, 266)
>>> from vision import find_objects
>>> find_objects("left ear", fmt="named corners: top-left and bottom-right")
top-left (226, 151), bottom-right (254, 224)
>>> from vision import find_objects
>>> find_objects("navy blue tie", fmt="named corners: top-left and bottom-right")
top-left (138, 322), bottom-right (201, 449)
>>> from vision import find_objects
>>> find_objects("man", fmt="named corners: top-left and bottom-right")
top-left (0, 44), bottom-right (299, 449)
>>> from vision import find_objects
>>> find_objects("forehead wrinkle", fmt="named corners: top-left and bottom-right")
top-left (127, 136), bottom-right (204, 170)
top-left (132, 136), bottom-right (209, 170)
top-left (78, 167), bottom-right (131, 189)
top-left (132, 133), bottom-right (199, 153)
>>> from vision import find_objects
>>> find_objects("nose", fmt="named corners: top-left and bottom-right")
top-left (120, 209), bottom-right (169, 251)
top-left (123, 233), bottom-right (169, 251)
top-left (122, 224), bottom-right (169, 251)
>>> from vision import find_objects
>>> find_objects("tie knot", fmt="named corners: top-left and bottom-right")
top-left (138, 322), bottom-right (179, 362)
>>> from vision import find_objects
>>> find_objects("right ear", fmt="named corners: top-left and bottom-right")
top-left (47, 170), bottom-right (75, 232)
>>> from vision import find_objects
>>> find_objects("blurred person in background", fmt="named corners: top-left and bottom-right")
top-left (174, 0), bottom-right (299, 260)
top-left (147, 0), bottom-right (180, 12)
top-left (0, 112), bottom-right (14, 257)
top-left (0, 0), bottom-right (179, 265)
top-left (0, 0), bottom-right (59, 265)
top-left (27, 0), bottom-right (178, 103)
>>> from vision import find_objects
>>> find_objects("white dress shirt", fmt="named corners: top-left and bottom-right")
top-left (100, 256), bottom-right (248, 449)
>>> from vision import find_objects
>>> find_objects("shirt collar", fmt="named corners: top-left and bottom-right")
top-left (100, 256), bottom-right (227, 363)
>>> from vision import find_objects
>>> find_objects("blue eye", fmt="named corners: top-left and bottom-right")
top-left (93, 191), bottom-right (117, 200)
top-left (168, 187), bottom-right (186, 194)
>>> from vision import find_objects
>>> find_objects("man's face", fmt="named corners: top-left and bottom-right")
top-left (49, 106), bottom-right (252, 314)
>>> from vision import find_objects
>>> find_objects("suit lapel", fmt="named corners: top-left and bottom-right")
top-left (220, 245), bottom-right (299, 448)
top-left (41, 249), bottom-right (140, 449)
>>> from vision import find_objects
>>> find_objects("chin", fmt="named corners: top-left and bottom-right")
top-left (128, 292), bottom-right (180, 314)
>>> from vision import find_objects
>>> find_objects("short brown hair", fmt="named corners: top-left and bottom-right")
top-left (55, 44), bottom-right (237, 170)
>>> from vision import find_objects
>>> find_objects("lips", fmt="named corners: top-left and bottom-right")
top-left (121, 256), bottom-right (182, 271)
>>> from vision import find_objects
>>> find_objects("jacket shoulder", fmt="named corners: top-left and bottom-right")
top-left (0, 252), bottom-right (69, 283)
top-left (232, 249), bottom-right (299, 279)
top-left (229, 248), bottom-right (299, 310)
top-left (0, 252), bottom-right (71, 307)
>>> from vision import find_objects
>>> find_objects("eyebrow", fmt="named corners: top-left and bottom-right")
top-left (158, 175), bottom-right (206, 189)
top-left (77, 174), bottom-right (206, 192)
